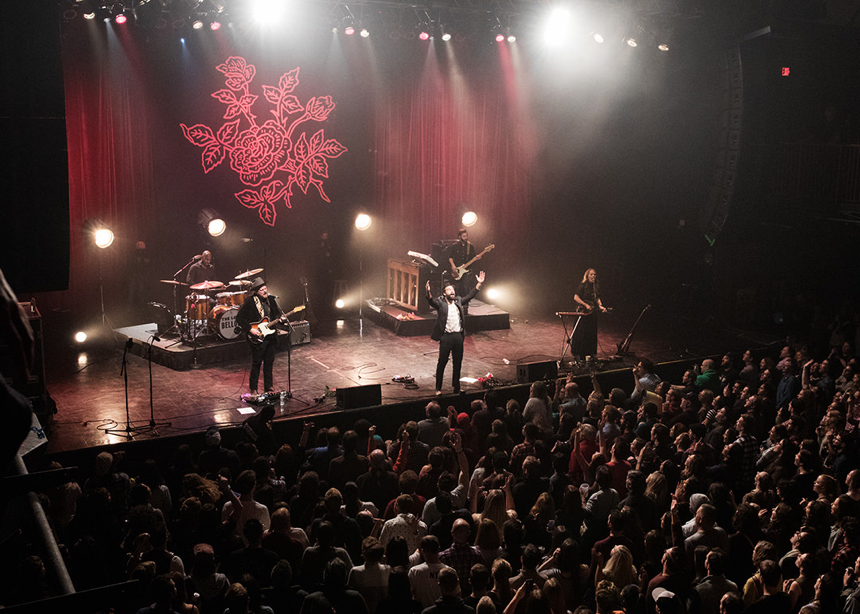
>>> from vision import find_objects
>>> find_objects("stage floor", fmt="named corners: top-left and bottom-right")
top-left (40, 308), bottom-right (780, 454)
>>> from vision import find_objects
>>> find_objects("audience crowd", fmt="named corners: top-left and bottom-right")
top-left (9, 336), bottom-right (860, 614)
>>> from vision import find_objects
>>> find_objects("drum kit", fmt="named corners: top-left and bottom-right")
top-left (159, 267), bottom-right (264, 342)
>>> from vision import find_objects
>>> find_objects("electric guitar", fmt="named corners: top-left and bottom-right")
top-left (451, 244), bottom-right (495, 281)
top-left (248, 305), bottom-right (305, 344)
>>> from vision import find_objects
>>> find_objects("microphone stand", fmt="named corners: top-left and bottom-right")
top-left (146, 334), bottom-right (172, 432)
top-left (105, 338), bottom-right (140, 439)
top-left (272, 296), bottom-right (293, 400)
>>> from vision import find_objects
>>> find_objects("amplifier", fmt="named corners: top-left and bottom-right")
top-left (289, 320), bottom-right (311, 346)
top-left (516, 360), bottom-right (558, 384)
top-left (336, 383), bottom-right (382, 409)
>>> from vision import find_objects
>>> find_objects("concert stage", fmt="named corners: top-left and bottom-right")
top-left (36, 307), bottom-right (781, 458)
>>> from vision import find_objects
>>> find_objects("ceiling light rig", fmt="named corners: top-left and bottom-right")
top-left (58, 0), bottom-right (685, 52)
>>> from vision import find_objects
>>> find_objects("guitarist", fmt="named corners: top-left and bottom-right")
top-left (447, 228), bottom-right (481, 302)
top-left (236, 277), bottom-right (282, 395)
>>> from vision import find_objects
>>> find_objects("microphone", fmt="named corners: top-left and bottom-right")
top-left (152, 334), bottom-right (161, 342)
top-left (125, 337), bottom-right (134, 350)
top-left (268, 294), bottom-right (279, 299)
top-left (193, 254), bottom-right (203, 261)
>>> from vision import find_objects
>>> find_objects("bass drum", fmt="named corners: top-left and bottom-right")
top-left (211, 305), bottom-right (242, 340)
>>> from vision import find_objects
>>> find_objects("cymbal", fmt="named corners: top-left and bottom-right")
top-left (235, 268), bottom-right (263, 280)
top-left (229, 279), bottom-right (251, 287)
top-left (160, 279), bottom-right (188, 286)
top-left (190, 280), bottom-right (225, 290)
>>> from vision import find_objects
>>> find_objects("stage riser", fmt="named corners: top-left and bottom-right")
top-left (118, 322), bottom-right (311, 371)
top-left (364, 300), bottom-right (510, 337)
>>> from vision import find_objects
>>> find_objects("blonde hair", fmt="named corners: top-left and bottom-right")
top-left (603, 545), bottom-right (637, 590)
top-left (581, 268), bottom-right (598, 283)
top-left (480, 489), bottom-right (512, 529)
top-left (529, 492), bottom-right (555, 521)
top-left (645, 472), bottom-right (669, 513)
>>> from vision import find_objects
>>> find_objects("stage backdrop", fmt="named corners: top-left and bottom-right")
top-left (53, 15), bottom-right (725, 327)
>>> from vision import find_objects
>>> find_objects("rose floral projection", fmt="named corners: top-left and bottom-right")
top-left (57, 20), bottom-right (537, 318)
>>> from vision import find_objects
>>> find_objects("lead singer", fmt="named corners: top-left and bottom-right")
top-left (237, 277), bottom-right (282, 395)
top-left (425, 271), bottom-right (485, 396)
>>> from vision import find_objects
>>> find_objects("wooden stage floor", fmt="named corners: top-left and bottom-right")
top-left (40, 307), bottom-right (779, 454)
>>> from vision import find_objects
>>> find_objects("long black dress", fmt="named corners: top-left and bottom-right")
top-left (571, 281), bottom-right (600, 357)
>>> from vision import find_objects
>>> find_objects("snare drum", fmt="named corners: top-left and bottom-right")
top-left (211, 305), bottom-right (241, 340)
top-left (185, 294), bottom-right (209, 320)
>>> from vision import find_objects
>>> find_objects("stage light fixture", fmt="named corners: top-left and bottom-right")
top-left (419, 31), bottom-right (430, 41)
top-left (94, 228), bottom-right (115, 249)
top-left (192, 19), bottom-right (203, 29)
top-left (115, 13), bottom-right (127, 24)
top-left (486, 288), bottom-right (499, 300)
top-left (84, 11), bottom-right (95, 19)
top-left (198, 208), bottom-right (226, 237)
top-left (591, 32), bottom-right (604, 43)
top-left (658, 43), bottom-right (669, 51)
top-left (495, 33), bottom-right (504, 43)
top-left (543, 7), bottom-right (572, 45)
top-left (462, 211), bottom-right (478, 227)
top-left (75, 331), bottom-right (88, 343)
top-left (345, 25), bottom-right (355, 35)
top-left (355, 213), bottom-right (372, 231)
top-left (360, 28), bottom-right (369, 37)
top-left (336, 299), bottom-right (345, 309)
top-left (507, 34), bottom-right (516, 43)
top-left (441, 32), bottom-right (451, 41)
top-left (626, 37), bottom-right (637, 47)
top-left (211, 20), bottom-right (221, 30)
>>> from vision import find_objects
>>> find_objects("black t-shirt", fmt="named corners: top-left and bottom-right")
top-left (448, 241), bottom-right (475, 267)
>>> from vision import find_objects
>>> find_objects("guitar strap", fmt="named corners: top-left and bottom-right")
top-left (254, 295), bottom-right (266, 321)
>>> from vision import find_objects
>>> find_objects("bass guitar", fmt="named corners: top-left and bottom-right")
top-left (248, 305), bottom-right (305, 344)
top-left (451, 244), bottom-right (495, 281)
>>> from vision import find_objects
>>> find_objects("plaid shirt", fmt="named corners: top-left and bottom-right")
top-left (733, 433), bottom-right (758, 490)
top-left (440, 542), bottom-right (483, 592)
top-left (511, 441), bottom-right (536, 476)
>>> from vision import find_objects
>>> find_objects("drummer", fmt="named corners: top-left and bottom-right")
top-left (186, 250), bottom-right (216, 286)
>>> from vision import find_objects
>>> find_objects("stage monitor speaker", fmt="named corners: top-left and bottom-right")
top-left (290, 321), bottom-right (311, 346)
top-left (517, 360), bottom-right (558, 384)
top-left (336, 383), bottom-right (382, 409)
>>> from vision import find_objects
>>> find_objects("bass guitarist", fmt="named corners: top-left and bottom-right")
top-left (447, 228), bottom-right (481, 301)
top-left (237, 277), bottom-right (283, 395)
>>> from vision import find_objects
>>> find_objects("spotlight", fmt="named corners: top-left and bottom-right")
top-left (591, 32), bottom-right (604, 43)
top-left (198, 208), bottom-right (226, 237)
top-left (210, 20), bottom-right (221, 30)
top-left (441, 32), bottom-right (451, 42)
top-left (462, 211), bottom-right (478, 227)
top-left (94, 228), bottom-right (114, 249)
top-left (419, 31), bottom-right (430, 41)
top-left (208, 218), bottom-right (226, 237)
top-left (626, 37), bottom-right (637, 47)
top-left (335, 299), bottom-right (345, 309)
top-left (495, 33), bottom-right (504, 43)
top-left (543, 7), bottom-right (572, 45)
top-left (115, 13), bottom-right (127, 24)
top-left (360, 28), bottom-right (369, 37)
top-left (345, 26), bottom-right (355, 35)
top-left (486, 288), bottom-right (499, 300)
top-left (75, 331), bottom-right (88, 343)
top-left (192, 19), bottom-right (203, 29)
top-left (658, 43), bottom-right (669, 51)
top-left (84, 11), bottom-right (95, 19)
top-left (355, 213), bottom-right (372, 231)
top-left (507, 35), bottom-right (516, 43)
